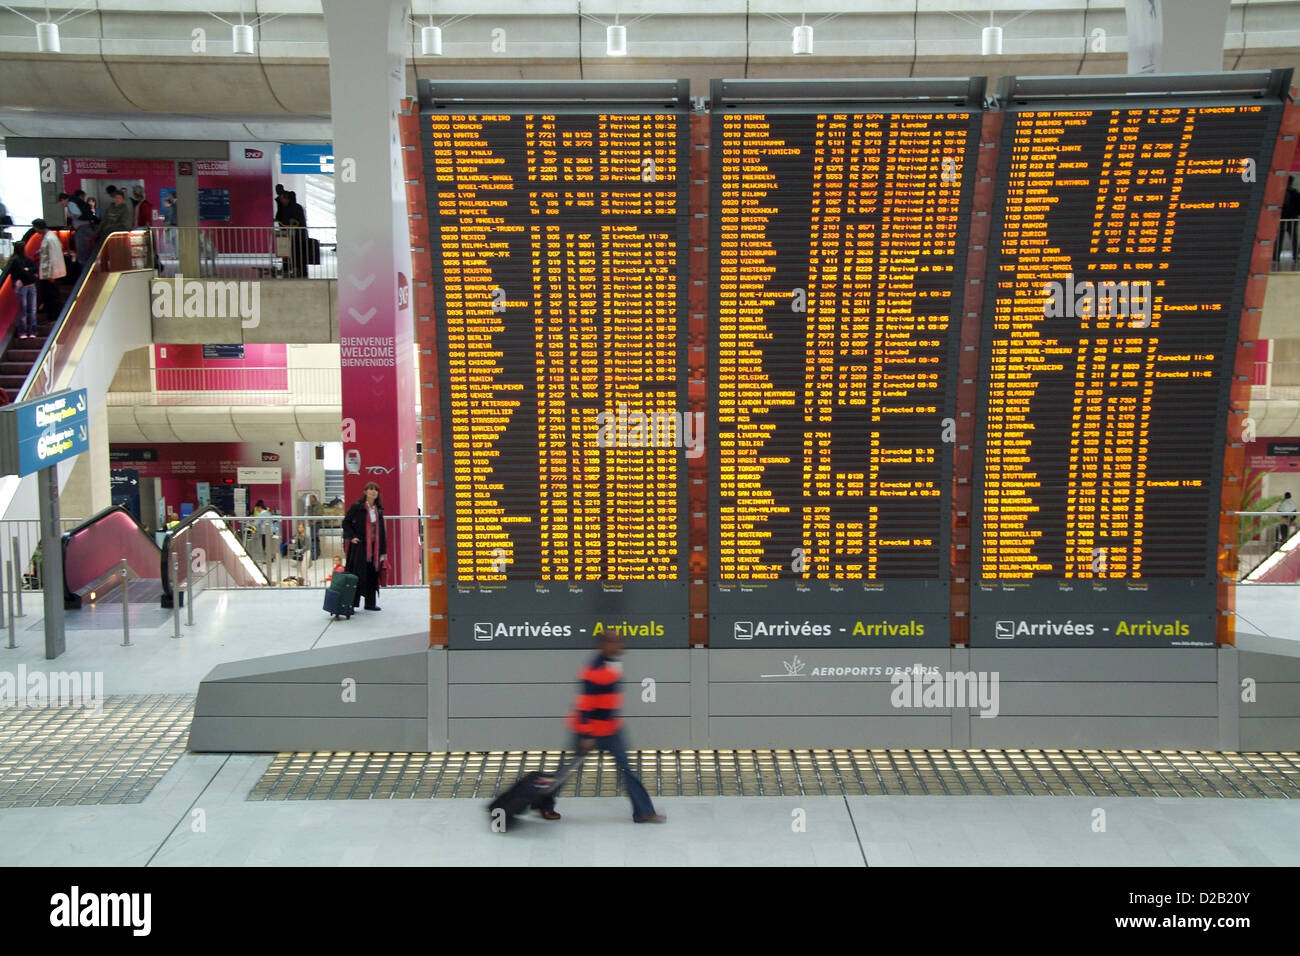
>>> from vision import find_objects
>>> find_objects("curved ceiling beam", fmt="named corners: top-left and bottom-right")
top-left (253, 0), bottom-right (294, 114)
top-left (95, 0), bottom-right (152, 113)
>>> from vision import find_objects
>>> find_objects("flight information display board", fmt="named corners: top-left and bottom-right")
top-left (971, 95), bottom-right (1282, 647)
top-left (422, 94), bottom-right (691, 649)
top-left (709, 101), bottom-right (982, 647)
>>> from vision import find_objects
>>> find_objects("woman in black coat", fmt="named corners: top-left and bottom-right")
top-left (341, 482), bottom-right (386, 611)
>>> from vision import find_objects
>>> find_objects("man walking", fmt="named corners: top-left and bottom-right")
top-left (533, 631), bottom-right (667, 824)
top-left (1276, 491), bottom-right (1296, 549)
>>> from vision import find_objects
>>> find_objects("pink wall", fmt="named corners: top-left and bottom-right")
top-left (110, 442), bottom-right (292, 516)
top-left (62, 158), bottom-right (171, 229)
top-left (1246, 437), bottom-right (1300, 475)
top-left (153, 344), bottom-right (288, 391)
top-left (63, 144), bottom-right (275, 251)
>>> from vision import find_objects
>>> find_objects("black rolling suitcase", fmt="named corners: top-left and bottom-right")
top-left (488, 754), bottom-right (585, 831)
top-left (324, 572), bottom-right (359, 619)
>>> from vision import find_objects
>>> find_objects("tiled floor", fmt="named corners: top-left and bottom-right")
top-left (0, 584), bottom-right (1296, 866)
top-left (0, 695), bottom-right (192, 808)
top-left (250, 748), bottom-right (1300, 800)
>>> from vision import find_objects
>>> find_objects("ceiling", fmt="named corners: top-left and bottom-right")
top-left (0, 1), bottom-right (1298, 142)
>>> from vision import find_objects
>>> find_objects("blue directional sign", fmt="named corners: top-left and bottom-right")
top-left (0, 389), bottom-right (90, 476)
top-left (280, 143), bottom-right (334, 174)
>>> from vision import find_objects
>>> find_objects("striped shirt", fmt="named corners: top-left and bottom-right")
top-left (567, 654), bottom-right (623, 737)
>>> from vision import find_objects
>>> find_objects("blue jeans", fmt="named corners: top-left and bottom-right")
top-left (534, 730), bottom-right (656, 820)
top-left (15, 285), bottom-right (35, 333)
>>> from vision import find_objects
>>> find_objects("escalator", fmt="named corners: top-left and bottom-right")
top-left (61, 505), bottom-right (162, 609)
top-left (61, 503), bottom-right (268, 612)
top-left (160, 505), bottom-right (268, 608)
top-left (0, 229), bottom-right (156, 577)
top-left (0, 228), bottom-right (77, 398)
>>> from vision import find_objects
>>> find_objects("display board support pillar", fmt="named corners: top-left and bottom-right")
top-left (38, 467), bottom-right (65, 660)
top-left (1217, 644), bottom-right (1240, 750)
top-left (950, 646), bottom-right (972, 748)
top-left (689, 645), bottom-right (710, 748)
top-left (1125, 0), bottom-right (1230, 74)
top-left (322, 0), bottom-right (421, 585)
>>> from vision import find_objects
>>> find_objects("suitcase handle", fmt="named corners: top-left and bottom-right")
top-left (536, 749), bottom-right (588, 792)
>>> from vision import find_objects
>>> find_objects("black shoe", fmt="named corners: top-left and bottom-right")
top-left (365, 604), bottom-right (380, 611)
top-left (634, 813), bottom-right (668, 824)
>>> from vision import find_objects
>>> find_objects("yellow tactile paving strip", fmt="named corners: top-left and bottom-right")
top-left (0, 695), bottom-right (193, 807)
top-left (250, 748), bottom-right (1300, 800)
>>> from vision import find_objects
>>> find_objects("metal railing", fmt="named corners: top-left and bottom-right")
top-left (1274, 217), bottom-right (1300, 272)
top-left (1230, 509), bottom-right (1299, 582)
top-left (1248, 360), bottom-right (1300, 401)
top-left (152, 225), bottom-right (337, 280)
top-left (108, 366), bottom-right (341, 406)
top-left (168, 514), bottom-right (428, 589)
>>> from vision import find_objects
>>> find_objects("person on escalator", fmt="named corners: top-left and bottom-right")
top-left (58, 192), bottom-right (96, 272)
top-left (6, 245), bottom-right (38, 338)
top-left (34, 220), bottom-right (66, 320)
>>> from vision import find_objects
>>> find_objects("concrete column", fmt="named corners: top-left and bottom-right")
top-left (41, 158), bottom-right (64, 224)
top-left (174, 160), bottom-right (200, 276)
top-left (322, 0), bottom-right (420, 584)
top-left (57, 408), bottom-right (110, 520)
top-left (1126, 0), bottom-right (1230, 74)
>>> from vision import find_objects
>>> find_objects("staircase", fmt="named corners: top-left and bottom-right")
top-left (324, 469), bottom-right (344, 504)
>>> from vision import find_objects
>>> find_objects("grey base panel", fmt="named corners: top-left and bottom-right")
top-left (188, 717), bottom-right (429, 753)
top-left (971, 717), bottom-right (1221, 750)
top-left (448, 682), bottom-right (689, 719)
top-left (1239, 683), bottom-right (1300, 717)
top-left (711, 682), bottom-right (915, 716)
top-left (993, 683), bottom-right (1217, 717)
top-left (197, 682), bottom-right (427, 719)
top-left (449, 649), bottom-right (691, 683)
top-left (707, 716), bottom-right (952, 749)
top-left (189, 633), bottom-right (431, 753)
top-left (1240, 718), bottom-right (1300, 749)
top-left (968, 647), bottom-right (1218, 680)
top-left (1239, 649), bottom-right (1300, 680)
top-left (448, 717), bottom-right (689, 751)
top-left (183, 637), bottom-right (1300, 753)
top-left (1236, 636), bottom-right (1300, 749)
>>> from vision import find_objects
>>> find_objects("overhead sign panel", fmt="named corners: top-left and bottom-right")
top-left (0, 389), bottom-right (90, 477)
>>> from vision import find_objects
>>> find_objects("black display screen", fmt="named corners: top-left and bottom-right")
top-left (422, 106), bottom-right (691, 648)
top-left (971, 99), bottom-right (1282, 647)
top-left (708, 106), bottom-right (982, 647)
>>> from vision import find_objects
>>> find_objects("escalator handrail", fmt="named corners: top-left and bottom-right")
top-left (17, 229), bottom-right (151, 403)
top-left (159, 504), bottom-right (235, 599)
top-left (59, 502), bottom-right (160, 606)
